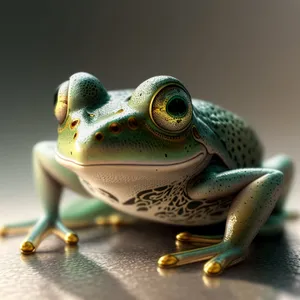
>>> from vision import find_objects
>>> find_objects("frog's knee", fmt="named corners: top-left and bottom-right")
top-left (263, 154), bottom-right (294, 176)
top-left (262, 170), bottom-right (284, 199)
top-left (267, 169), bottom-right (284, 185)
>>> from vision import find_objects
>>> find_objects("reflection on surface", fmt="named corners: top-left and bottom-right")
top-left (20, 236), bottom-right (136, 300)
top-left (1, 219), bottom-right (300, 300)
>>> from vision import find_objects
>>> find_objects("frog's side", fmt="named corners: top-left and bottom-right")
top-left (1, 72), bottom-right (294, 276)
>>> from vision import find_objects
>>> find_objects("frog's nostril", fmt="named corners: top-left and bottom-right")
top-left (109, 122), bottom-right (122, 134)
top-left (95, 132), bottom-right (104, 142)
top-left (70, 119), bottom-right (80, 129)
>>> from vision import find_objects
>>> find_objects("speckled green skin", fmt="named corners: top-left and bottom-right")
top-left (3, 72), bottom-right (294, 275)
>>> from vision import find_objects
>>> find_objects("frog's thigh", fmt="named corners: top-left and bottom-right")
top-left (262, 154), bottom-right (294, 211)
top-left (159, 168), bottom-right (284, 275)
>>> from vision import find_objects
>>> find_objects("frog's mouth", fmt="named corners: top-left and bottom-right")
top-left (55, 149), bottom-right (208, 169)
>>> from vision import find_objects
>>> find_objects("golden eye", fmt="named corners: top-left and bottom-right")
top-left (54, 81), bottom-right (69, 124)
top-left (149, 84), bottom-right (192, 133)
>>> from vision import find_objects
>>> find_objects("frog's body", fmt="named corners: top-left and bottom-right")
top-left (1, 72), bottom-right (294, 276)
top-left (56, 89), bottom-right (262, 226)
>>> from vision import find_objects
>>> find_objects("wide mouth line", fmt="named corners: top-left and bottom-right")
top-left (55, 150), bottom-right (204, 168)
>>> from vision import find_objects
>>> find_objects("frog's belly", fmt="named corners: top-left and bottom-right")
top-left (79, 177), bottom-right (232, 226)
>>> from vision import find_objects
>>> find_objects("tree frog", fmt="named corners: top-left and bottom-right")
top-left (1, 72), bottom-right (294, 276)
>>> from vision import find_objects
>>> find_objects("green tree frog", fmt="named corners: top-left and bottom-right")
top-left (1, 72), bottom-right (294, 276)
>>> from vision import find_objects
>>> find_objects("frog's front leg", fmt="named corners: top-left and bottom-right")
top-left (158, 168), bottom-right (284, 275)
top-left (20, 141), bottom-right (91, 254)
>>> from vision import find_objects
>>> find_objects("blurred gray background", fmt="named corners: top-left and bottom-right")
top-left (0, 1), bottom-right (299, 299)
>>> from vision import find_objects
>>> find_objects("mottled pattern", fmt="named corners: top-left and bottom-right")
top-left (68, 72), bottom-right (110, 110)
top-left (81, 179), bottom-right (119, 202)
top-left (124, 179), bottom-right (232, 225)
top-left (193, 100), bottom-right (263, 168)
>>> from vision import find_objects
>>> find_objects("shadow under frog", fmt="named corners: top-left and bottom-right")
top-left (21, 227), bottom-right (136, 300)
top-left (21, 222), bottom-right (300, 299)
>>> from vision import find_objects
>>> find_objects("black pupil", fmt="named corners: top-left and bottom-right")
top-left (166, 97), bottom-right (188, 118)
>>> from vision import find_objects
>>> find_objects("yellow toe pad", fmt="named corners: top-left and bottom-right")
top-left (64, 233), bottom-right (79, 245)
top-left (157, 255), bottom-right (178, 268)
top-left (204, 261), bottom-right (222, 275)
top-left (20, 241), bottom-right (36, 254)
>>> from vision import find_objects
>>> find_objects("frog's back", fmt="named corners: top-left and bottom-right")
top-left (193, 99), bottom-right (263, 168)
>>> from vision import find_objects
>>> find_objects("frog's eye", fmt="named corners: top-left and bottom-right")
top-left (150, 84), bottom-right (193, 133)
top-left (54, 81), bottom-right (69, 124)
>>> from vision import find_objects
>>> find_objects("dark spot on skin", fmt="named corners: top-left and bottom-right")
top-left (73, 132), bottom-right (78, 140)
top-left (128, 117), bottom-right (139, 130)
top-left (187, 201), bottom-right (203, 210)
top-left (137, 207), bottom-right (148, 212)
top-left (178, 208), bottom-right (184, 215)
top-left (109, 122), bottom-right (122, 134)
top-left (70, 151), bottom-right (72, 155)
top-left (165, 153), bottom-right (168, 158)
top-left (95, 132), bottom-right (104, 142)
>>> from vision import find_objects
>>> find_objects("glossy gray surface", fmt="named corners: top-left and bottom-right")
top-left (1, 201), bottom-right (300, 300)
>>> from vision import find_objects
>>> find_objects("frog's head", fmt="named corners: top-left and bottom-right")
top-left (54, 72), bottom-right (208, 171)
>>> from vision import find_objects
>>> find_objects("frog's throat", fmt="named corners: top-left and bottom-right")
top-left (55, 150), bottom-right (207, 168)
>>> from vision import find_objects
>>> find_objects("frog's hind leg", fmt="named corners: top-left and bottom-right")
top-left (263, 154), bottom-right (294, 212)
top-left (260, 154), bottom-right (295, 234)
top-left (158, 167), bottom-right (285, 275)
top-left (1, 198), bottom-right (134, 237)
top-left (60, 197), bottom-right (135, 227)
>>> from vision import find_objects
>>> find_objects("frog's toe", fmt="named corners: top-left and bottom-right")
top-left (158, 242), bottom-right (246, 275)
top-left (158, 242), bottom-right (226, 268)
top-left (157, 254), bottom-right (179, 268)
top-left (53, 220), bottom-right (79, 246)
top-left (203, 261), bottom-right (223, 275)
top-left (64, 232), bottom-right (79, 245)
top-left (203, 247), bottom-right (246, 276)
top-left (176, 232), bottom-right (223, 245)
top-left (0, 226), bottom-right (6, 237)
top-left (20, 241), bottom-right (36, 254)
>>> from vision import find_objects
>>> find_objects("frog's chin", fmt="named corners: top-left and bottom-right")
top-left (55, 150), bottom-right (211, 206)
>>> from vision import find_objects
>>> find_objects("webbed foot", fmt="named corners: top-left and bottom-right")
top-left (158, 241), bottom-right (246, 276)
top-left (20, 216), bottom-right (78, 254)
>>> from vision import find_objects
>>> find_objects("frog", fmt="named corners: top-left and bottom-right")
top-left (0, 72), bottom-right (294, 276)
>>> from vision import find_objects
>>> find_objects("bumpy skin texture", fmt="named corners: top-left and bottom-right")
top-left (1, 72), bottom-right (294, 276)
